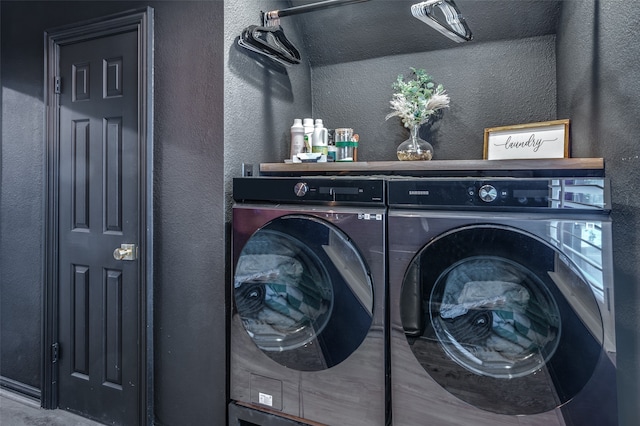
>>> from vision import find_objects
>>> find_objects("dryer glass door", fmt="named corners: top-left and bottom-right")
top-left (400, 225), bottom-right (606, 415)
top-left (234, 215), bottom-right (374, 371)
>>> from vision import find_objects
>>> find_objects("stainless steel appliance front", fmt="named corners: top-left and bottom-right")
top-left (231, 177), bottom-right (387, 426)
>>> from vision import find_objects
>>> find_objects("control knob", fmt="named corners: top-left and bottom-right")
top-left (478, 184), bottom-right (498, 202)
top-left (294, 182), bottom-right (309, 197)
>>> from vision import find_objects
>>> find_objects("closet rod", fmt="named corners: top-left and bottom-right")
top-left (263, 0), bottom-right (370, 22)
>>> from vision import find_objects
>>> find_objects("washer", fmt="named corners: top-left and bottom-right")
top-left (387, 177), bottom-right (616, 426)
top-left (231, 176), bottom-right (387, 426)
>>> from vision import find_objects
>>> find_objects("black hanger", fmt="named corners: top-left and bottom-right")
top-left (252, 25), bottom-right (301, 63)
top-left (238, 1), bottom-right (371, 66)
top-left (238, 24), bottom-right (301, 66)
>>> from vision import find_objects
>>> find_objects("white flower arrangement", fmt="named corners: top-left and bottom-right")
top-left (385, 67), bottom-right (450, 128)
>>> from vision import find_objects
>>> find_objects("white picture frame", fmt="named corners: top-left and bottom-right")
top-left (483, 119), bottom-right (570, 160)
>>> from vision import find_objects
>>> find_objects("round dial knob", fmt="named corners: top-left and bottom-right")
top-left (478, 184), bottom-right (498, 202)
top-left (294, 182), bottom-right (309, 197)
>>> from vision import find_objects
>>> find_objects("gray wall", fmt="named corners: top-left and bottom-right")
top-left (1, 1), bottom-right (226, 425)
top-left (557, 1), bottom-right (640, 424)
top-left (311, 35), bottom-right (557, 161)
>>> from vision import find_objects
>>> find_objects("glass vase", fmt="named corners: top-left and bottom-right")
top-left (397, 124), bottom-right (434, 161)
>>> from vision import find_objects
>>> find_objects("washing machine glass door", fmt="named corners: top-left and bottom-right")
top-left (400, 225), bottom-right (605, 415)
top-left (234, 215), bottom-right (374, 371)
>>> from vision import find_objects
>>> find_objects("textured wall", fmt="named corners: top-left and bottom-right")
top-left (151, 2), bottom-right (225, 425)
top-left (1, 2), bottom-right (226, 425)
top-left (296, 0), bottom-right (562, 67)
top-left (224, 1), bottom-right (312, 184)
top-left (1, 39), bottom-right (45, 394)
top-left (311, 36), bottom-right (557, 161)
top-left (557, 1), bottom-right (640, 424)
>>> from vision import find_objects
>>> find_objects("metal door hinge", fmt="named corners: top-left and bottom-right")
top-left (54, 76), bottom-right (61, 94)
top-left (52, 343), bottom-right (59, 363)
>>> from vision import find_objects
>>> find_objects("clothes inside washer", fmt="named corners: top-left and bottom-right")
top-left (235, 254), bottom-right (329, 322)
top-left (235, 281), bottom-right (265, 315)
top-left (234, 230), bottom-right (334, 351)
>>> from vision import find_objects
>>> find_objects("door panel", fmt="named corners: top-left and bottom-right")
top-left (57, 29), bottom-right (139, 425)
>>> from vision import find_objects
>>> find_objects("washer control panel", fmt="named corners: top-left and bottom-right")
top-left (234, 177), bottom-right (385, 205)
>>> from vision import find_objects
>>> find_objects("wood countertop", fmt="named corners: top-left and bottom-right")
top-left (259, 158), bottom-right (604, 177)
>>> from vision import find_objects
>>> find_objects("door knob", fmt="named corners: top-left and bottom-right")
top-left (113, 244), bottom-right (137, 261)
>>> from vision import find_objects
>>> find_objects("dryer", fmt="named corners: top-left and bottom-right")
top-left (387, 177), bottom-right (616, 426)
top-left (231, 176), bottom-right (387, 426)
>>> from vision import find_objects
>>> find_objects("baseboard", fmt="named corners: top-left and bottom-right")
top-left (0, 376), bottom-right (41, 401)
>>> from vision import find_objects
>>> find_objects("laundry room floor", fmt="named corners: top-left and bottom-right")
top-left (0, 389), bottom-right (103, 426)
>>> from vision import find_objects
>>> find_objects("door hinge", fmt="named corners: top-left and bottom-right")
top-left (54, 76), bottom-right (61, 94)
top-left (52, 342), bottom-right (59, 363)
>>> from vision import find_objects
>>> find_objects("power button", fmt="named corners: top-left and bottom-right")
top-left (479, 184), bottom-right (498, 202)
top-left (294, 182), bottom-right (308, 197)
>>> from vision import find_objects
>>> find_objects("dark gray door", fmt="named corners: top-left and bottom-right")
top-left (57, 29), bottom-right (140, 425)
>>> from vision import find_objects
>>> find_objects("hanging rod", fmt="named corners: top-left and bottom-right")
top-left (263, 0), bottom-right (370, 25)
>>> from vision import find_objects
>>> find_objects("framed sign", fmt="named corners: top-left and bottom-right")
top-left (483, 119), bottom-right (570, 160)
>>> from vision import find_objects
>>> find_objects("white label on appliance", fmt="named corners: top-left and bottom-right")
top-left (258, 392), bottom-right (273, 407)
top-left (359, 213), bottom-right (383, 221)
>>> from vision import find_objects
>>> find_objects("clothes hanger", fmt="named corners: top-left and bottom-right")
top-left (250, 24), bottom-right (301, 64)
top-left (238, 20), bottom-right (301, 66)
top-left (238, 1), bottom-right (370, 67)
top-left (411, 0), bottom-right (473, 43)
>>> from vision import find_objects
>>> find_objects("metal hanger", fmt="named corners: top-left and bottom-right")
top-left (411, 0), bottom-right (473, 43)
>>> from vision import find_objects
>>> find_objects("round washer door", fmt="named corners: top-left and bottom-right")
top-left (400, 225), bottom-right (604, 415)
top-left (234, 214), bottom-right (374, 371)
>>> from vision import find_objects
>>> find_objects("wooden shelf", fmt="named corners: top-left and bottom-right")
top-left (259, 158), bottom-right (604, 177)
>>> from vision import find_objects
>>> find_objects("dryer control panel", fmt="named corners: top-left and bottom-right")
top-left (388, 177), bottom-right (609, 211)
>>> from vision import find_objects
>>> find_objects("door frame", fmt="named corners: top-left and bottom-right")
top-left (43, 8), bottom-right (154, 425)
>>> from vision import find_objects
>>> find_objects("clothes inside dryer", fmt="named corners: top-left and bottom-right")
top-left (234, 215), bottom-right (374, 372)
top-left (400, 225), bottom-right (603, 415)
top-left (433, 256), bottom-right (561, 379)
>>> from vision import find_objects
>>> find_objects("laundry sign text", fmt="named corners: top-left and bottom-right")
top-left (483, 119), bottom-right (570, 160)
